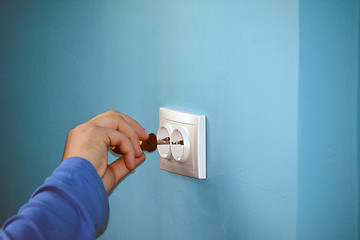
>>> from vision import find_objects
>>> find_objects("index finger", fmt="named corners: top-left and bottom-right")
top-left (90, 110), bottom-right (149, 140)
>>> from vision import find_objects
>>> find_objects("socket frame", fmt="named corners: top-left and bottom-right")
top-left (158, 107), bottom-right (206, 179)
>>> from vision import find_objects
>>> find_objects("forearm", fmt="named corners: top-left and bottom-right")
top-left (0, 157), bottom-right (109, 240)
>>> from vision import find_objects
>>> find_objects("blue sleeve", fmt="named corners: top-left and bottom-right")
top-left (0, 157), bottom-right (109, 240)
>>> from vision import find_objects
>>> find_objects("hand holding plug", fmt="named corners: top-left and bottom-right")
top-left (62, 110), bottom-right (149, 194)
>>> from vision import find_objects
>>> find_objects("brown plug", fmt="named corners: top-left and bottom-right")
top-left (140, 133), bottom-right (157, 152)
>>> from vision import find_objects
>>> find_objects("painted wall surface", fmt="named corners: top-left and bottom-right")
top-left (0, 1), bottom-right (298, 239)
top-left (2, 0), bottom-right (356, 240)
top-left (297, 0), bottom-right (360, 239)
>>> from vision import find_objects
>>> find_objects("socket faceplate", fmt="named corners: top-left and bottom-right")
top-left (158, 107), bottom-right (206, 179)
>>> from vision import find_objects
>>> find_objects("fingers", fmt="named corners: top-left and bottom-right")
top-left (91, 110), bottom-right (149, 140)
top-left (119, 113), bottom-right (149, 140)
top-left (101, 115), bottom-right (142, 157)
top-left (89, 110), bottom-right (149, 157)
top-left (110, 154), bottom-right (146, 185)
top-left (105, 128), bottom-right (136, 171)
top-left (101, 154), bottom-right (146, 194)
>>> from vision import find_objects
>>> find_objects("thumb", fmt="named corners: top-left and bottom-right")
top-left (102, 154), bottom-right (146, 194)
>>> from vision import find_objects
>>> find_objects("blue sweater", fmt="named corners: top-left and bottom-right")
top-left (0, 157), bottom-right (109, 239)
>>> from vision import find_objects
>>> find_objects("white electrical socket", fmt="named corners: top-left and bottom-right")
top-left (157, 107), bottom-right (206, 179)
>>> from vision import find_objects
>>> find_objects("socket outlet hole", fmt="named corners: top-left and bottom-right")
top-left (157, 125), bottom-right (171, 159)
top-left (171, 128), bottom-right (190, 162)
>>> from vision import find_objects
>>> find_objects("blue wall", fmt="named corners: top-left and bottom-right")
top-left (297, 0), bottom-right (360, 239)
top-left (0, 1), bottom-right (358, 239)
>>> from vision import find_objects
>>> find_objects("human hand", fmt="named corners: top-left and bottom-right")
top-left (62, 110), bottom-right (149, 194)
